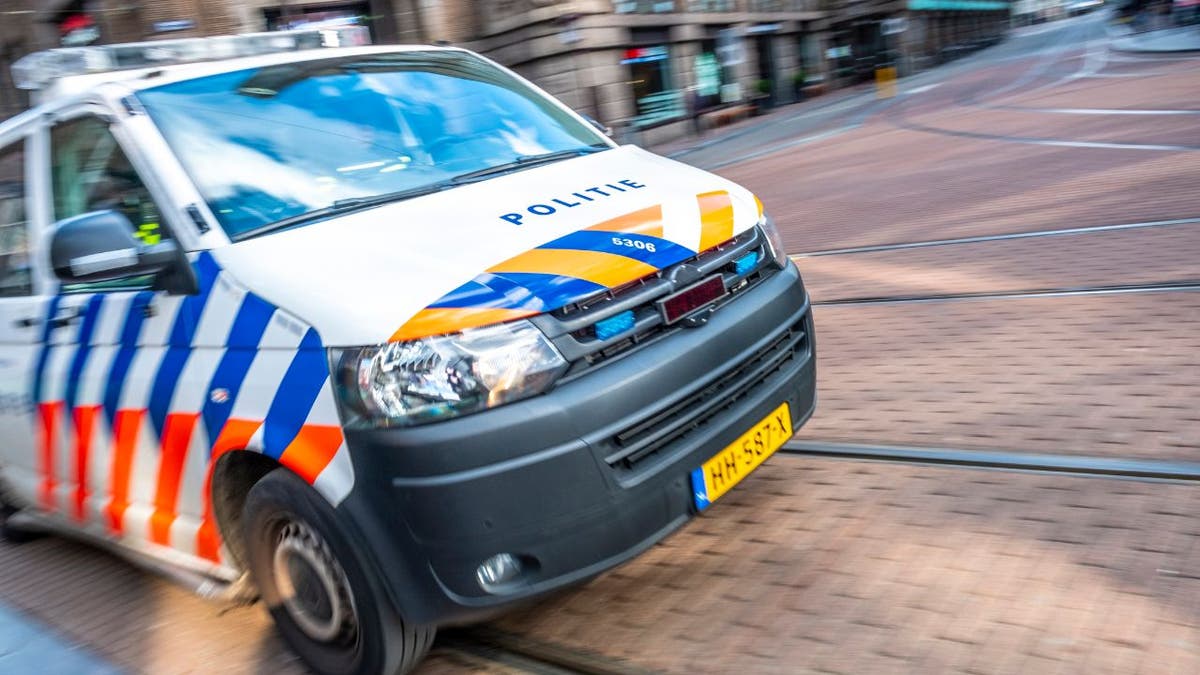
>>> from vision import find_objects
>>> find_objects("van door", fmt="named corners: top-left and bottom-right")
top-left (0, 131), bottom-right (47, 507)
top-left (41, 112), bottom-right (211, 552)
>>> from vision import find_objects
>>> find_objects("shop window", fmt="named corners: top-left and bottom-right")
top-left (623, 45), bottom-right (684, 126)
top-left (264, 2), bottom-right (374, 40)
top-left (615, 1), bottom-right (677, 12)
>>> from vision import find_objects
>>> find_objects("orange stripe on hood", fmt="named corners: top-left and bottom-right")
top-left (389, 205), bottom-right (667, 342)
top-left (697, 190), bottom-right (735, 252)
top-left (585, 205), bottom-right (665, 239)
top-left (390, 306), bottom-right (539, 342)
top-left (488, 248), bottom-right (657, 290)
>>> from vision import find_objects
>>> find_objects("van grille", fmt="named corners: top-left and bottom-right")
top-left (531, 226), bottom-right (777, 380)
top-left (602, 314), bottom-right (809, 473)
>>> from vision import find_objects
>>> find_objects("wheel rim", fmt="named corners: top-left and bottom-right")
top-left (272, 520), bottom-right (358, 644)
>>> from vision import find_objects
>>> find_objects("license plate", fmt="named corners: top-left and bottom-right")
top-left (691, 402), bottom-right (792, 510)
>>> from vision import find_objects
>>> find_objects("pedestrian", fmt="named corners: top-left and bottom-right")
top-left (687, 86), bottom-right (703, 137)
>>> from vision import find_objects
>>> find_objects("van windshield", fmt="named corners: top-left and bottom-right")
top-left (136, 50), bottom-right (609, 239)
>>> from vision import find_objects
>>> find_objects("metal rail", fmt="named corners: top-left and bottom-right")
top-left (792, 216), bottom-right (1200, 257)
top-left (891, 117), bottom-right (1200, 152)
top-left (811, 280), bottom-right (1200, 307)
top-left (780, 441), bottom-right (1200, 482)
top-left (438, 627), bottom-right (659, 675)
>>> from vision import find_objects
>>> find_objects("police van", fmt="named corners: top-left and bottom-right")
top-left (0, 27), bottom-right (815, 675)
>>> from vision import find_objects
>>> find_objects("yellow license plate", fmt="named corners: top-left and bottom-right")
top-left (691, 402), bottom-right (792, 510)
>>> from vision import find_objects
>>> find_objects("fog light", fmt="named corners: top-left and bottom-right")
top-left (476, 553), bottom-right (523, 591)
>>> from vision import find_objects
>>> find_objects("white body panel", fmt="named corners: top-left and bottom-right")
top-left (215, 145), bottom-right (760, 345)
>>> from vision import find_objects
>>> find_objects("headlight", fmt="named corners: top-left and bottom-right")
top-left (759, 213), bottom-right (791, 268)
top-left (330, 320), bottom-right (568, 428)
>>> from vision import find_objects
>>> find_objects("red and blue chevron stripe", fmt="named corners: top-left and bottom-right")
top-left (27, 251), bottom-right (354, 566)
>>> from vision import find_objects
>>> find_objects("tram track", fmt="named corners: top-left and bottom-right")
top-left (810, 279), bottom-right (1200, 307)
top-left (435, 628), bottom-right (654, 675)
top-left (791, 215), bottom-right (1200, 258)
top-left (780, 440), bottom-right (1200, 483)
top-left (890, 114), bottom-right (1200, 152)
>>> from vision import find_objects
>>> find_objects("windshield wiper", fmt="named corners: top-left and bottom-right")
top-left (450, 144), bottom-right (611, 184)
top-left (233, 144), bottom-right (611, 241)
top-left (233, 180), bottom-right (458, 241)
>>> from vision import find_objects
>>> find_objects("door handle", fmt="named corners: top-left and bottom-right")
top-left (14, 308), bottom-right (83, 330)
top-left (48, 308), bottom-right (83, 329)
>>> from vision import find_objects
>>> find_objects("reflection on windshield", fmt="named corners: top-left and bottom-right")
top-left (136, 51), bottom-right (607, 238)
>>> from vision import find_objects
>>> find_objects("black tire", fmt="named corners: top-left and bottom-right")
top-left (0, 520), bottom-right (44, 544)
top-left (0, 498), bottom-right (42, 544)
top-left (242, 469), bottom-right (434, 675)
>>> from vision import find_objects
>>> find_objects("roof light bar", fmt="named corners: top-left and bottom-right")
top-left (11, 26), bottom-right (371, 91)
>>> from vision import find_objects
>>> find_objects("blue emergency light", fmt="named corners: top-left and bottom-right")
top-left (594, 310), bottom-right (635, 340)
top-left (734, 252), bottom-right (759, 276)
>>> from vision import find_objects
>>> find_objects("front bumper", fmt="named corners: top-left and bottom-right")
top-left (336, 262), bottom-right (816, 626)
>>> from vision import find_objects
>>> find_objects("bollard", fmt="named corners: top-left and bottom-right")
top-left (875, 66), bottom-right (897, 99)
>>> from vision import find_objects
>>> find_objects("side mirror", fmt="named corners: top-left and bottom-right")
top-left (584, 115), bottom-right (613, 138)
top-left (49, 210), bottom-right (195, 294)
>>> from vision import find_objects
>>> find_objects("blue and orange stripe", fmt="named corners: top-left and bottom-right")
top-left (389, 200), bottom-right (735, 341)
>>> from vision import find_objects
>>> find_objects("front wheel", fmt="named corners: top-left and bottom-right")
top-left (242, 469), bottom-right (434, 675)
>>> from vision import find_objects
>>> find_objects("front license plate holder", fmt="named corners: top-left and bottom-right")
top-left (657, 274), bottom-right (727, 325)
top-left (691, 402), bottom-right (792, 511)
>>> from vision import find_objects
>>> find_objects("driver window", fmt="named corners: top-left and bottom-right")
top-left (50, 116), bottom-right (172, 292)
top-left (51, 116), bottom-right (170, 246)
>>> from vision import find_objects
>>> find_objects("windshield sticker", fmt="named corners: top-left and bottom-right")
top-left (499, 179), bottom-right (646, 226)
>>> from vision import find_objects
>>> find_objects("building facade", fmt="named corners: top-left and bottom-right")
top-left (1, 1), bottom-right (1009, 138)
top-left (459, 1), bottom-right (836, 143)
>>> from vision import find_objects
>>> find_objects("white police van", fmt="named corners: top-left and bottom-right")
top-left (0, 27), bottom-right (816, 675)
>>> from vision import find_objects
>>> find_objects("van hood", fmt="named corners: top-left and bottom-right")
top-left (212, 145), bottom-right (763, 346)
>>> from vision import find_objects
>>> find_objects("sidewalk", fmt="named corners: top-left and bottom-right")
top-left (642, 84), bottom-right (875, 159)
top-left (0, 600), bottom-right (122, 674)
top-left (1110, 24), bottom-right (1200, 52)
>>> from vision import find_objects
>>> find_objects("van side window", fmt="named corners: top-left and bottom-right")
top-left (50, 116), bottom-right (170, 247)
top-left (0, 140), bottom-right (32, 297)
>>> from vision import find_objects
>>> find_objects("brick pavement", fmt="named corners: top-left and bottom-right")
top-left (1002, 63), bottom-right (1200, 110)
top-left (0, 529), bottom-right (551, 675)
top-left (795, 291), bottom-right (1200, 460)
top-left (492, 456), bottom-right (1200, 674)
top-left (722, 126), bottom-right (1200, 254)
top-left (0, 534), bottom-right (305, 674)
top-left (714, 49), bottom-right (1200, 255)
top-left (906, 107), bottom-right (1200, 147)
top-left (797, 223), bottom-right (1200, 301)
top-left (0, 531), bottom-right (508, 674)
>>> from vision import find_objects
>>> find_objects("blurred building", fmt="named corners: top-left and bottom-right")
top-left (461, 1), bottom-right (835, 144)
top-left (462, 0), bottom-right (1007, 141)
top-left (2, 0), bottom-right (1009, 139)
